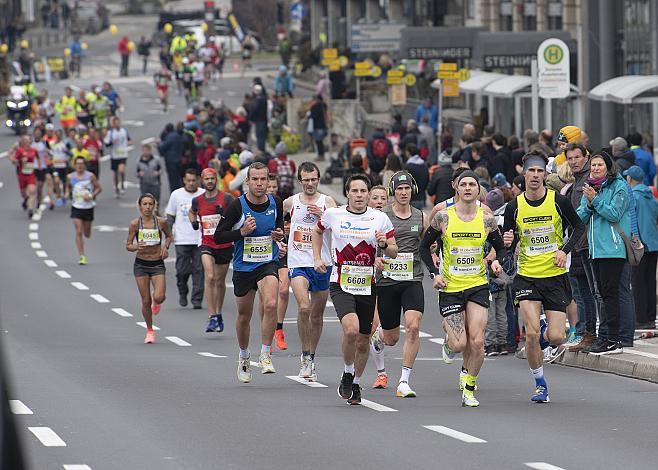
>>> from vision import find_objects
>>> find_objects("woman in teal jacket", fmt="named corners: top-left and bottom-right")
top-left (576, 151), bottom-right (630, 355)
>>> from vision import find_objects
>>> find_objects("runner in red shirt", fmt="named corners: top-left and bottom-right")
top-left (10, 135), bottom-right (39, 217)
top-left (83, 127), bottom-right (103, 177)
top-left (189, 168), bottom-right (235, 334)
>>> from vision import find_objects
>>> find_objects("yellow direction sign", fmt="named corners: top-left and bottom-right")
top-left (438, 62), bottom-right (458, 71)
top-left (322, 48), bottom-right (338, 60)
top-left (438, 71), bottom-right (459, 79)
top-left (458, 68), bottom-right (471, 82)
top-left (371, 66), bottom-right (382, 78)
top-left (386, 69), bottom-right (404, 85)
top-left (354, 61), bottom-right (373, 77)
top-left (326, 60), bottom-right (341, 71)
top-left (443, 78), bottom-right (460, 97)
top-left (405, 74), bottom-right (417, 87)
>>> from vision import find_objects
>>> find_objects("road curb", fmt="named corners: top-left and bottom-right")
top-left (556, 350), bottom-right (658, 384)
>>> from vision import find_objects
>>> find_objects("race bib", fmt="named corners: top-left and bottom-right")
top-left (448, 246), bottom-right (483, 276)
top-left (339, 265), bottom-right (373, 295)
top-left (243, 235), bottom-right (273, 262)
top-left (138, 228), bottom-right (161, 246)
top-left (116, 146), bottom-right (127, 158)
top-left (21, 161), bottom-right (34, 175)
top-left (72, 185), bottom-right (91, 204)
top-left (53, 159), bottom-right (68, 169)
top-left (291, 224), bottom-right (313, 251)
top-left (382, 252), bottom-right (413, 281)
top-left (522, 225), bottom-right (557, 255)
top-left (202, 214), bottom-right (221, 236)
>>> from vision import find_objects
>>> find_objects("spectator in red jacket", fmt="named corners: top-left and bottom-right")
top-left (118, 36), bottom-right (131, 77)
top-left (198, 135), bottom-right (216, 170)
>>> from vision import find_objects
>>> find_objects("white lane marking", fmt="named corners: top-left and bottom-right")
top-left (29, 232), bottom-right (39, 240)
top-left (31, 242), bottom-right (42, 249)
top-left (423, 425), bottom-right (487, 443)
top-left (525, 463), bottom-right (567, 470)
top-left (29, 223), bottom-right (39, 231)
top-left (9, 400), bottom-right (33, 414)
top-left (166, 336), bottom-right (191, 347)
top-left (140, 137), bottom-right (155, 145)
top-left (624, 349), bottom-right (658, 360)
top-left (283, 317), bottom-right (340, 324)
top-left (63, 466), bottom-right (93, 470)
top-left (71, 282), bottom-right (89, 290)
top-left (100, 155), bottom-right (110, 162)
top-left (249, 361), bottom-right (261, 368)
top-left (136, 322), bottom-right (160, 330)
top-left (0, 181), bottom-right (3, 188)
top-left (28, 427), bottom-right (67, 447)
top-left (112, 308), bottom-right (133, 317)
top-left (35, 250), bottom-right (48, 258)
top-left (90, 294), bottom-right (110, 303)
top-left (286, 375), bottom-right (328, 388)
top-left (0, 151), bottom-right (7, 159)
top-left (32, 213), bottom-right (42, 221)
top-left (197, 352), bottom-right (227, 358)
top-left (44, 260), bottom-right (58, 267)
top-left (55, 270), bottom-right (71, 279)
top-left (429, 338), bottom-right (445, 345)
top-left (360, 399), bottom-right (398, 412)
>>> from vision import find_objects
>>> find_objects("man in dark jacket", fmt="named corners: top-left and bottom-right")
top-left (489, 133), bottom-right (515, 184)
top-left (610, 137), bottom-right (635, 174)
top-left (403, 143), bottom-right (428, 209)
top-left (158, 123), bottom-right (183, 192)
top-left (249, 85), bottom-right (268, 151)
top-left (427, 151), bottom-right (454, 204)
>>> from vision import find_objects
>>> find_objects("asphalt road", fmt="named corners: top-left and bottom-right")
top-left (1, 41), bottom-right (658, 470)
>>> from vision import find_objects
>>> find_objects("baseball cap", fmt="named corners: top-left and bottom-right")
top-left (623, 165), bottom-right (645, 182)
top-left (557, 125), bottom-right (581, 144)
top-left (390, 171), bottom-right (416, 193)
top-left (492, 173), bottom-right (509, 188)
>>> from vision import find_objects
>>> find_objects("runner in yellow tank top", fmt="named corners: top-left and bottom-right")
top-left (420, 171), bottom-right (507, 407)
top-left (502, 152), bottom-right (585, 404)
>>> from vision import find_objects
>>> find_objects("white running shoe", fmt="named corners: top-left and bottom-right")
top-left (308, 361), bottom-right (317, 382)
top-left (299, 354), bottom-right (312, 378)
top-left (442, 342), bottom-right (455, 364)
top-left (396, 381), bottom-right (416, 398)
top-left (462, 389), bottom-right (480, 407)
top-left (259, 352), bottom-right (276, 374)
top-left (237, 356), bottom-right (252, 383)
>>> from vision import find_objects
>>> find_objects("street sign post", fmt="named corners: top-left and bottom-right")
top-left (537, 38), bottom-right (570, 99)
top-left (351, 23), bottom-right (405, 53)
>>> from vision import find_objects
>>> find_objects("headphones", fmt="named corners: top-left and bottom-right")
top-left (387, 171), bottom-right (419, 197)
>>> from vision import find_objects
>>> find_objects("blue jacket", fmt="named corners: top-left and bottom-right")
top-left (630, 146), bottom-right (656, 186)
top-left (273, 73), bottom-right (294, 95)
top-left (631, 183), bottom-right (658, 252)
top-left (414, 103), bottom-right (438, 131)
top-left (577, 175), bottom-right (631, 260)
top-left (157, 131), bottom-right (182, 164)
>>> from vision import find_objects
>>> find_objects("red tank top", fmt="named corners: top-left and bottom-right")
top-left (196, 192), bottom-right (232, 249)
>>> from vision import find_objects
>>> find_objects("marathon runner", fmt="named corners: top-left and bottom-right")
top-left (31, 127), bottom-right (55, 210)
top-left (370, 172), bottom-right (428, 398)
top-left (153, 65), bottom-right (172, 112)
top-left (65, 157), bottom-right (102, 265)
top-left (313, 174), bottom-right (398, 405)
top-left (283, 162), bottom-right (336, 380)
top-left (189, 168), bottom-right (234, 333)
top-left (214, 162), bottom-right (285, 383)
top-left (49, 129), bottom-right (70, 205)
top-left (55, 86), bottom-right (77, 130)
top-left (502, 152), bottom-right (585, 403)
top-left (9, 135), bottom-right (39, 217)
top-left (103, 116), bottom-right (132, 198)
top-left (420, 170), bottom-right (507, 407)
top-left (126, 193), bottom-right (173, 344)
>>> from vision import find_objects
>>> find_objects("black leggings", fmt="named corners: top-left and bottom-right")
top-left (592, 258), bottom-right (625, 342)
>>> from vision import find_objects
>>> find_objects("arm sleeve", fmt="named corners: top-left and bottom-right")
top-left (166, 214), bottom-right (175, 228)
top-left (214, 199), bottom-right (244, 244)
top-left (502, 199), bottom-right (519, 253)
top-left (190, 196), bottom-right (198, 213)
top-left (486, 230), bottom-right (508, 264)
top-left (419, 225), bottom-right (442, 275)
top-left (555, 193), bottom-right (586, 254)
top-left (275, 197), bottom-right (284, 231)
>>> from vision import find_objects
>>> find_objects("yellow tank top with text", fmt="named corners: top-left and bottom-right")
top-left (441, 206), bottom-right (488, 293)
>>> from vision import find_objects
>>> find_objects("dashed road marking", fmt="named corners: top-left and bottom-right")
top-left (0, 151), bottom-right (7, 159)
top-left (429, 338), bottom-right (445, 345)
top-left (285, 375), bottom-right (328, 388)
top-left (71, 282), bottom-right (89, 290)
top-left (29, 223), bottom-right (39, 231)
top-left (166, 336), bottom-right (191, 347)
top-left (63, 466), bottom-right (93, 470)
top-left (360, 399), bottom-right (398, 412)
top-left (197, 352), bottom-right (227, 358)
top-left (28, 427), bottom-right (67, 447)
top-left (35, 250), bottom-right (48, 258)
top-left (90, 294), bottom-right (110, 303)
top-left (140, 137), bottom-right (155, 145)
top-left (525, 463), bottom-right (567, 470)
top-left (9, 400), bottom-right (33, 414)
top-left (44, 260), bottom-right (58, 267)
top-left (112, 308), bottom-right (133, 317)
top-left (136, 322), bottom-right (160, 330)
top-left (31, 242), bottom-right (42, 249)
top-left (55, 270), bottom-right (71, 279)
top-left (29, 232), bottom-right (39, 240)
top-left (423, 425), bottom-right (487, 443)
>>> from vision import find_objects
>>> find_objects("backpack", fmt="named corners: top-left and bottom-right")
top-left (372, 138), bottom-right (389, 160)
top-left (276, 159), bottom-right (295, 199)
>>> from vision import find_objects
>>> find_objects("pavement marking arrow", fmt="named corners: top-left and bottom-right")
top-left (9, 400), bottom-right (33, 415)
top-left (423, 425), bottom-right (487, 443)
top-left (28, 427), bottom-right (67, 447)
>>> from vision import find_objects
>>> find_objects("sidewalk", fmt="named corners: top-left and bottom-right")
top-left (557, 334), bottom-right (658, 383)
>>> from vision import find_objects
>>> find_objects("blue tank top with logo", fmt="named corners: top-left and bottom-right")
top-left (232, 194), bottom-right (279, 272)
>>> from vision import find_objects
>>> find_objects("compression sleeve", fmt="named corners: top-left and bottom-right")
top-left (486, 229), bottom-right (508, 264)
top-left (214, 198), bottom-right (244, 244)
top-left (502, 198), bottom-right (519, 253)
top-left (420, 225), bottom-right (442, 275)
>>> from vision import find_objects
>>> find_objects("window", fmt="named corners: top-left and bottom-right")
top-left (500, 1), bottom-right (513, 31)
top-left (523, 1), bottom-right (537, 30)
top-left (548, 1), bottom-right (562, 29)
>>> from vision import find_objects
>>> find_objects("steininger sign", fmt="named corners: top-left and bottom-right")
top-left (537, 38), bottom-right (570, 99)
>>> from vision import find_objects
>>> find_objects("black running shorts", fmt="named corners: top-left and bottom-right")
top-left (200, 245), bottom-right (232, 265)
top-left (513, 274), bottom-right (572, 313)
top-left (329, 283), bottom-right (376, 335)
top-left (232, 262), bottom-right (279, 298)
top-left (439, 284), bottom-right (490, 318)
top-left (376, 281), bottom-right (424, 330)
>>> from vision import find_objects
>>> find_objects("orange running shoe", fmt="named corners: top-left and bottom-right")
top-left (144, 330), bottom-right (156, 344)
top-left (151, 297), bottom-right (161, 316)
top-left (372, 372), bottom-right (388, 389)
top-left (274, 329), bottom-right (288, 350)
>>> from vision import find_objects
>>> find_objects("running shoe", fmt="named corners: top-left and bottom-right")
top-left (347, 384), bottom-right (361, 405)
top-left (215, 314), bottom-right (224, 333)
top-left (515, 345), bottom-right (527, 359)
top-left (461, 389), bottom-right (479, 407)
top-left (539, 318), bottom-right (550, 350)
top-left (237, 356), bottom-right (251, 383)
top-left (299, 354), bottom-right (312, 379)
top-left (372, 372), bottom-right (388, 389)
top-left (531, 384), bottom-right (550, 403)
top-left (370, 326), bottom-right (384, 353)
top-left (179, 294), bottom-right (188, 307)
top-left (459, 371), bottom-right (478, 391)
top-left (338, 372), bottom-right (354, 399)
top-left (22, 198), bottom-right (27, 210)
top-left (144, 330), bottom-right (155, 344)
top-left (544, 345), bottom-right (566, 364)
top-left (564, 334), bottom-right (582, 349)
top-left (206, 315), bottom-right (219, 333)
top-left (308, 362), bottom-right (317, 382)
top-left (259, 352), bottom-right (276, 374)
top-left (442, 342), bottom-right (456, 364)
top-left (485, 345), bottom-right (499, 357)
top-left (151, 299), bottom-right (161, 316)
top-left (274, 329), bottom-right (288, 350)
top-left (27, 209), bottom-right (33, 219)
top-left (588, 340), bottom-right (623, 356)
top-left (78, 254), bottom-right (87, 265)
top-left (396, 381), bottom-right (416, 398)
